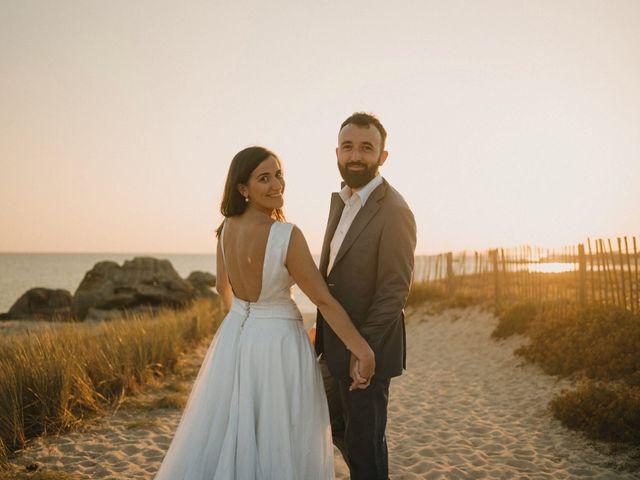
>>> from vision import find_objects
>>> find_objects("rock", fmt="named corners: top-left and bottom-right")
top-left (186, 271), bottom-right (216, 287)
top-left (3, 288), bottom-right (72, 320)
top-left (186, 271), bottom-right (218, 300)
top-left (71, 257), bottom-right (195, 320)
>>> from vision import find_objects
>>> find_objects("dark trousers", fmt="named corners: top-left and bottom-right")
top-left (320, 358), bottom-right (391, 480)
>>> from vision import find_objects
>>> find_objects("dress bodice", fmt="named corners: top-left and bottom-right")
top-left (221, 221), bottom-right (297, 309)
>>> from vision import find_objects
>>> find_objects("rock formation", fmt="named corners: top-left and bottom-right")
top-left (0, 288), bottom-right (72, 320)
top-left (185, 271), bottom-right (217, 300)
top-left (71, 257), bottom-right (196, 320)
top-left (1, 258), bottom-right (219, 321)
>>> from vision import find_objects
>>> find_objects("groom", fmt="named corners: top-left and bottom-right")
top-left (315, 112), bottom-right (417, 479)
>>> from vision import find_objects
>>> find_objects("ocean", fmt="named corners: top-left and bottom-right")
top-left (0, 253), bottom-right (316, 315)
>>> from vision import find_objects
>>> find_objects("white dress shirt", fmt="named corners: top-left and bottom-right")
top-left (327, 175), bottom-right (384, 274)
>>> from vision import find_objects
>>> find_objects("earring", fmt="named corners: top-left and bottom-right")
top-left (244, 196), bottom-right (249, 203)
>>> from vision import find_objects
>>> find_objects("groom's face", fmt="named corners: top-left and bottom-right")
top-left (336, 123), bottom-right (388, 190)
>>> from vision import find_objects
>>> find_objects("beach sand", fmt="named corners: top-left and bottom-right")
top-left (6, 306), bottom-right (639, 479)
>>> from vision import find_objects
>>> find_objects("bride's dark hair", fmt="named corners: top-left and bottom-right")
top-left (215, 146), bottom-right (286, 237)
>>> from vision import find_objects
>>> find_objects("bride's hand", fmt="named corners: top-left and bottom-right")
top-left (349, 348), bottom-right (375, 391)
top-left (357, 345), bottom-right (375, 380)
top-left (349, 354), bottom-right (365, 391)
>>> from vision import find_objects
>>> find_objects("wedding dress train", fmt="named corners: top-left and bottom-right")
top-left (154, 221), bottom-right (334, 479)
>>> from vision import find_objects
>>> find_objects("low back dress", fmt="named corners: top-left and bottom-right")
top-left (153, 220), bottom-right (335, 480)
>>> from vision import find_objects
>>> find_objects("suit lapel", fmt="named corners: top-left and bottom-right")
top-left (319, 192), bottom-right (344, 278)
top-left (330, 181), bottom-right (387, 272)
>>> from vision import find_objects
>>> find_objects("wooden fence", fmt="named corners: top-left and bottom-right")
top-left (413, 235), bottom-right (640, 313)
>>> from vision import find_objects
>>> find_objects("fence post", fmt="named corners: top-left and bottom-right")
top-left (634, 237), bottom-right (639, 313)
top-left (617, 237), bottom-right (628, 310)
top-left (624, 237), bottom-right (634, 313)
top-left (491, 249), bottom-right (500, 311)
top-left (578, 244), bottom-right (587, 310)
top-left (446, 252), bottom-right (454, 297)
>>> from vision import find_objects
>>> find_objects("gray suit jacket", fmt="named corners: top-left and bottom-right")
top-left (315, 178), bottom-right (417, 381)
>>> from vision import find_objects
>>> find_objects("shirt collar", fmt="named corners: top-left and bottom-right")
top-left (338, 175), bottom-right (384, 206)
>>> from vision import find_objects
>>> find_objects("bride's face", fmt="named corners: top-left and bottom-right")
top-left (241, 156), bottom-right (285, 213)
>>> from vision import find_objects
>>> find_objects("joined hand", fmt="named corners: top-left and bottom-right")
top-left (349, 351), bottom-right (375, 391)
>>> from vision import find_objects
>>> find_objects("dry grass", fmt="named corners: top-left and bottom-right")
top-left (153, 393), bottom-right (187, 410)
top-left (0, 298), bottom-right (223, 462)
top-left (165, 381), bottom-right (189, 393)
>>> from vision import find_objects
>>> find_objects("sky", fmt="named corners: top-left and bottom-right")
top-left (1, 0), bottom-right (639, 255)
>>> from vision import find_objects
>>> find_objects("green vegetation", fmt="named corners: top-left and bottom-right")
top-left (492, 303), bottom-right (640, 445)
top-left (515, 305), bottom-right (640, 384)
top-left (550, 380), bottom-right (640, 444)
top-left (0, 299), bottom-right (223, 463)
top-left (491, 303), bottom-right (538, 339)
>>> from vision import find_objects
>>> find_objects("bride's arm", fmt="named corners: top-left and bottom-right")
top-left (216, 239), bottom-right (233, 312)
top-left (286, 226), bottom-right (375, 380)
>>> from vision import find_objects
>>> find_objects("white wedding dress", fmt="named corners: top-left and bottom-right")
top-left (154, 221), bottom-right (335, 480)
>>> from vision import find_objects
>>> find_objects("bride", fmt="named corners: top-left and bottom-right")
top-left (153, 146), bottom-right (375, 479)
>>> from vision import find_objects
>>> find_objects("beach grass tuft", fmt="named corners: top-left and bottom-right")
top-left (0, 298), bottom-right (223, 462)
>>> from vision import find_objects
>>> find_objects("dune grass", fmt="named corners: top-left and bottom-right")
top-left (0, 298), bottom-right (223, 464)
top-left (406, 282), bottom-right (445, 306)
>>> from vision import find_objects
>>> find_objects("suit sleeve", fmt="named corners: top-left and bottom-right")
top-left (359, 203), bottom-right (417, 349)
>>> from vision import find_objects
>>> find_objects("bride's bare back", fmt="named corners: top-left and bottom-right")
top-left (220, 216), bottom-right (274, 302)
top-left (215, 212), bottom-right (375, 385)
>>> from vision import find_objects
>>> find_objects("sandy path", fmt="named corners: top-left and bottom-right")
top-left (7, 306), bottom-right (639, 479)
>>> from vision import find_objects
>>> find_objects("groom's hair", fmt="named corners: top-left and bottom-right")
top-left (340, 112), bottom-right (387, 151)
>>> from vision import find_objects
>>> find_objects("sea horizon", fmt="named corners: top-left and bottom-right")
top-left (0, 252), bottom-right (319, 315)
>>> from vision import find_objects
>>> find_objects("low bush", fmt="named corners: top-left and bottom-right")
top-left (491, 302), bottom-right (538, 339)
top-left (516, 305), bottom-right (640, 384)
top-left (551, 380), bottom-right (640, 444)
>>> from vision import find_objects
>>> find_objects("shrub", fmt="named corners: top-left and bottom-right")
top-left (515, 305), bottom-right (640, 384)
top-left (551, 380), bottom-right (640, 444)
top-left (491, 302), bottom-right (538, 339)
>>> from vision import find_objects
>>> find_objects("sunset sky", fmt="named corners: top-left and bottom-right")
top-left (1, 0), bottom-right (639, 255)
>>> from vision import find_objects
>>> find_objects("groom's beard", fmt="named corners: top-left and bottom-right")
top-left (338, 161), bottom-right (379, 189)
